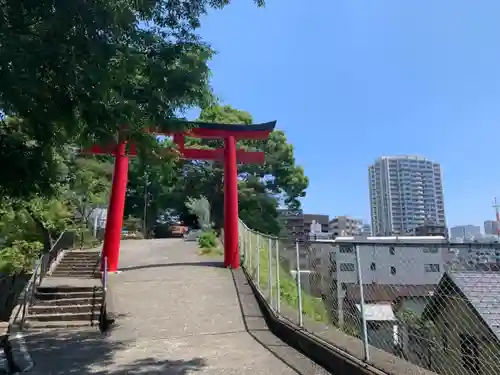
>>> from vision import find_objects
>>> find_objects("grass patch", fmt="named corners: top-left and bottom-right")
top-left (197, 230), bottom-right (223, 257)
top-left (249, 242), bottom-right (329, 323)
top-left (199, 247), bottom-right (223, 256)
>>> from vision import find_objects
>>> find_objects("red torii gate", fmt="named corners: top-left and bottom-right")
top-left (86, 121), bottom-right (276, 272)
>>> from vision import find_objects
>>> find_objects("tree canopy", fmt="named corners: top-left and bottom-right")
top-left (0, 0), bottom-right (264, 199)
top-left (125, 104), bottom-right (309, 236)
top-left (0, 0), bottom-right (311, 278)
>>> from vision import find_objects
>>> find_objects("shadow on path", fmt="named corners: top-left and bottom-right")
top-left (22, 329), bottom-right (207, 375)
top-left (231, 269), bottom-right (332, 375)
top-left (119, 261), bottom-right (225, 272)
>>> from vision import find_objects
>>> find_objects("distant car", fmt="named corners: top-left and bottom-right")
top-left (169, 224), bottom-right (188, 237)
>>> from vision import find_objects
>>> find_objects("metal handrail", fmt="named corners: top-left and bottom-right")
top-left (8, 231), bottom-right (68, 330)
top-left (102, 256), bottom-right (108, 304)
top-left (97, 241), bottom-right (109, 331)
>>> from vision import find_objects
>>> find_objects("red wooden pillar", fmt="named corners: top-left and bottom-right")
top-left (101, 141), bottom-right (129, 272)
top-left (224, 136), bottom-right (240, 269)
top-left (223, 155), bottom-right (231, 267)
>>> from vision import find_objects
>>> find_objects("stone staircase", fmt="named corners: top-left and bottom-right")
top-left (24, 250), bottom-right (104, 329)
top-left (49, 250), bottom-right (100, 278)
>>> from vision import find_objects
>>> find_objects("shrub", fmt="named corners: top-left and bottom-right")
top-left (198, 230), bottom-right (217, 249)
top-left (0, 240), bottom-right (43, 275)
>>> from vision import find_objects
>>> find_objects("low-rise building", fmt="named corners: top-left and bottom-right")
top-left (329, 216), bottom-right (362, 237)
top-left (308, 236), bottom-right (447, 327)
top-left (421, 272), bottom-right (500, 374)
top-left (343, 284), bottom-right (436, 355)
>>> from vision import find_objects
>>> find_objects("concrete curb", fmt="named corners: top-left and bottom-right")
top-left (241, 266), bottom-right (386, 375)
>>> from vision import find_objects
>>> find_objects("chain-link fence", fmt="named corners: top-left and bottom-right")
top-left (238, 219), bottom-right (500, 375)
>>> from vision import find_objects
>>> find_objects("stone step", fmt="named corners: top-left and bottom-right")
top-left (27, 311), bottom-right (101, 322)
top-left (52, 268), bottom-right (98, 273)
top-left (37, 285), bottom-right (102, 294)
top-left (35, 297), bottom-right (100, 306)
top-left (50, 269), bottom-right (98, 273)
top-left (24, 320), bottom-right (100, 329)
top-left (57, 264), bottom-right (99, 268)
top-left (35, 291), bottom-right (102, 300)
top-left (53, 266), bottom-right (99, 272)
top-left (30, 304), bottom-right (98, 315)
top-left (54, 266), bottom-right (99, 271)
top-left (49, 274), bottom-right (99, 280)
top-left (58, 258), bottom-right (99, 263)
top-left (50, 273), bottom-right (98, 277)
top-left (63, 253), bottom-right (100, 257)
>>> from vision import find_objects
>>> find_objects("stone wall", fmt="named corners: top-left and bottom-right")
top-left (0, 273), bottom-right (31, 321)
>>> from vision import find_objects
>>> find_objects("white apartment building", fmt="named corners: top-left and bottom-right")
top-left (312, 236), bottom-right (447, 287)
top-left (369, 155), bottom-right (446, 236)
top-left (309, 236), bottom-right (447, 327)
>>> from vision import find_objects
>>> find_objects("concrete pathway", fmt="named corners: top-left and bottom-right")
top-left (17, 239), bottom-right (330, 375)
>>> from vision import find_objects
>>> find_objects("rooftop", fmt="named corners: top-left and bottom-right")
top-left (345, 284), bottom-right (436, 304)
top-left (450, 272), bottom-right (500, 339)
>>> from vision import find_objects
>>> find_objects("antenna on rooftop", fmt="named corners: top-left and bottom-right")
top-left (493, 197), bottom-right (500, 240)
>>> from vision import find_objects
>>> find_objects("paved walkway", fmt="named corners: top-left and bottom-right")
top-left (17, 239), bottom-right (330, 375)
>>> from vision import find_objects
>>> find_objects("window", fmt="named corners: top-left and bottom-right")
top-left (340, 263), bottom-right (355, 272)
top-left (370, 262), bottom-right (376, 271)
top-left (339, 245), bottom-right (354, 253)
top-left (425, 264), bottom-right (440, 272)
top-left (390, 266), bottom-right (396, 275)
top-left (423, 247), bottom-right (438, 253)
top-left (368, 321), bottom-right (383, 330)
top-left (389, 246), bottom-right (396, 255)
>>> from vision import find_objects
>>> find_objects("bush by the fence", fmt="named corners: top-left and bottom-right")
top-left (198, 230), bottom-right (217, 250)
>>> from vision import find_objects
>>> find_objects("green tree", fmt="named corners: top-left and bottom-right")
top-left (66, 157), bottom-right (113, 225)
top-left (0, 0), bottom-right (264, 148)
top-left (124, 139), bottom-right (181, 235)
top-left (0, 0), bottom-right (266, 201)
top-left (185, 196), bottom-right (212, 231)
top-left (173, 104), bottom-right (309, 235)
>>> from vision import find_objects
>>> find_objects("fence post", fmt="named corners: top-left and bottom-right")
top-left (247, 229), bottom-right (252, 271)
top-left (256, 235), bottom-right (260, 288)
top-left (268, 238), bottom-right (273, 308)
top-left (295, 241), bottom-right (303, 327)
top-left (355, 244), bottom-right (370, 361)
top-left (275, 238), bottom-right (280, 313)
top-left (243, 231), bottom-right (247, 265)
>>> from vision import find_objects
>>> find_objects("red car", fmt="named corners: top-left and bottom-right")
top-left (169, 224), bottom-right (188, 237)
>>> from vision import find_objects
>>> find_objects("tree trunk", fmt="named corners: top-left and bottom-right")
top-left (25, 207), bottom-right (53, 253)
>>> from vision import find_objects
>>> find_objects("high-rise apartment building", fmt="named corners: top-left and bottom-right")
top-left (369, 155), bottom-right (446, 236)
top-left (484, 220), bottom-right (500, 236)
top-left (449, 225), bottom-right (481, 239)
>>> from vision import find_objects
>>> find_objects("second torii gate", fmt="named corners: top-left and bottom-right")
top-left (86, 121), bottom-right (276, 272)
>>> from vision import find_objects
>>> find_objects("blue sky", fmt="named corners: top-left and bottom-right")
top-left (192, 0), bottom-right (500, 228)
